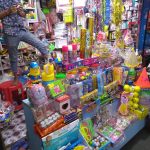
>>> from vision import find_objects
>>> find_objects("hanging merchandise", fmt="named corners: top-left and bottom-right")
top-left (56, 0), bottom-right (71, 13)
top-left (112, 0), bottom-right (124, 26)
top-left (80, 28), bottom-right (87, 59)
top-left (104, 0), bottom-right (111, 26)
top-left (63, 6), bottom-right (74, 23)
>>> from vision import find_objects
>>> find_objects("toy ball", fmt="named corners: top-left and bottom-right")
top-left (124, 85), bottom-right (130, 92)
top-left (130, 87), bottom-right (134, 93)
top-left (133, 92), bottom-right (139, 98)
top-left (133, 98), bottom-right (139, 103)
top-left (128, 95), bottom-right (133, 101)
top-left (134, 86), bottom-right (141, 92)
top-left (128, 101), bottom-right (133, 107)
top-left (133, 103), bottom-right (139, 109)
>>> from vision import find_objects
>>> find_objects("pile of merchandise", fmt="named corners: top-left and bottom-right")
top-left (24, 40), bottom-right (149, 150)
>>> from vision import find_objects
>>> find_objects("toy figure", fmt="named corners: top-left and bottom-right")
top-left (27, 84), bottom-right (48, 107)
top-left (42, 63), bottom-right (55, 86)
top-left (118, 92), bottom-right (129, 116)
top-left (28, 62), bottom-right (41, 83)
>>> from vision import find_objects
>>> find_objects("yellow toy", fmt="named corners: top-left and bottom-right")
top-left (121, 84), bottom-right (148, 119)
top-left (42, 63), bottom-right (55, 86)
top-left (118, 92), bottom-right (129, 116)
top-left (28, 62), bottom-right (41, 83)
top-left (119, 84), bottom-right (141, 116)
top-left (112, 0), bottom-right (124, 26)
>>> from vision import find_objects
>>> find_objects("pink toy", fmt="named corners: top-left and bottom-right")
top-left (28, 84), bottom-right (48, 107)
top-left (55, 94), bottom-right (70, 114)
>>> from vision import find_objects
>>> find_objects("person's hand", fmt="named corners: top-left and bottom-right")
top-left (9, 5), bottom-right (18, 14)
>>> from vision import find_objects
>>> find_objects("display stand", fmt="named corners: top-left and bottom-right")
top-left (23, 99), bottom-right (146, 150)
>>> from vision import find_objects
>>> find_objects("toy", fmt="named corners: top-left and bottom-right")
top-left (118, 92), bottom-right (129, 116)
top-left (104, 81), bottom-right (118, 96)
top-left (113, 67), bottom-right (123, 85)
top-left (28, 62), bottom-right (41, 83)
top-left (42, 63), bottom-right (55, 86)
top-left (0, 100), bottom-right (14, 128)
top-left (80, 119), bottom-right (95, 143)
top-left (80, 89), bottom-right (98, 103)
top-left (47, 80), bottom-right (65, 98)
top-left (127, 68), bottom-right (136, 85)
top-left (39, 112), bottom-right (61, 129)
top-left (64, 109), bottom-right (78, 124)
top-left (89, 135), bottom-right (109, 149)
top-left (55, 94), bottom-right (70, 114)
top-left (27, 84), bottom-right (48, 107)
top-left (97, 70), bottom-right (104, 96)
top-left (67, 83), bottom-right (83, 107)
top-left (121, 84), bottom-right (148, 119)
top-left (100, 93), bottom-right (112, 105)
top-left (99, 125), bottom-right (123, 143)
top-left (35, 115), bottom-right (65, 137)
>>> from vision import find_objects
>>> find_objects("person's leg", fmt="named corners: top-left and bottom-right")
top-left (20, 30), bottom-right (49, 56)
top-left (4, 35), bottom-right (20, 84)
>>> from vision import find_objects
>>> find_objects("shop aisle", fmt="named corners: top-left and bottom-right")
top-left (122, 128), bottom-right (150, 150)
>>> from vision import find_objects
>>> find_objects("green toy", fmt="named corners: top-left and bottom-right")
top-left (47, 80), bottom-right (65, 98)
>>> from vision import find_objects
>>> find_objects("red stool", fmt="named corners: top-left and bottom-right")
top-left (0, 81), bottom-right (25, 111)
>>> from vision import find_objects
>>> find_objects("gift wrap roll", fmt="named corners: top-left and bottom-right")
top-left (80, 28), bottom-right (87, 59)
top-left (88, 17), bottom-right (94, 35)
top-left (89, 17), bottom-right (94, 57)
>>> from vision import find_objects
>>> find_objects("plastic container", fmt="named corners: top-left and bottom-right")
top-left (72, 44), bottom-right (77, 62)
top-left (68, 45), bottom-right (73, 63)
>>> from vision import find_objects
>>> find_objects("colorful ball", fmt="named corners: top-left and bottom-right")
top-left (128, 101), bottom-right (133, 107)
top-left (124, 85), bottom-right (130, 92)
top-left (133, 92), bottom-right (139, 98)
top-left (133, 103), bottom-right (139, 109)
top-left (133, 98), bottom-right (139, 103)
top-left (134, 86), bottom-right (141, 92)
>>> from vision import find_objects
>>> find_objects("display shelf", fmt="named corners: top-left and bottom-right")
top-left (23, 99), bottom-right (146, 150)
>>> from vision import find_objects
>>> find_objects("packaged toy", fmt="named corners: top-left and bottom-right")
top-left (47, 80), bottom-right (65, 98)
top-left (118, 92), bottom-right (129, 116)
top-left (55, 94), bottom-right (70, 114)
top-left (27, 84), bottom-right (48, 107)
